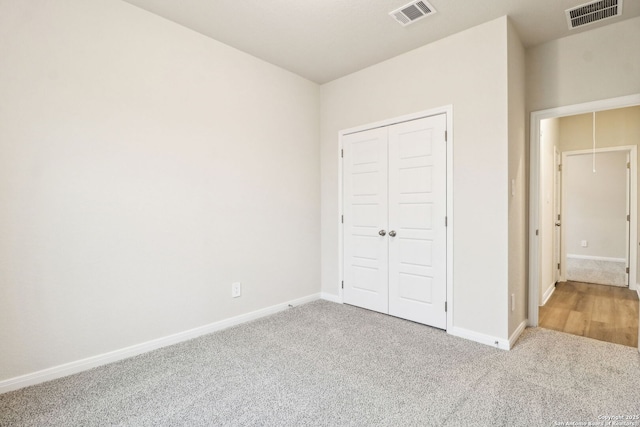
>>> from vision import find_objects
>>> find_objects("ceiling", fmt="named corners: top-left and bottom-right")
top-left (121, 0), bottom-right (640, 84)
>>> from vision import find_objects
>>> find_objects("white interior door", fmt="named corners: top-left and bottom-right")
top-left (342, 127), bottom-right (389, 314)
top-left (388, 115), bottom-right (447, 328)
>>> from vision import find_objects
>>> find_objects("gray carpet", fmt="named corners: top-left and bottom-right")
top-left (1, 300), bottom-right (639, 426)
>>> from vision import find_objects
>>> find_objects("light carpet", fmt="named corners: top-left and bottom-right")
top-left (1, 300), bottom-right (639, 426)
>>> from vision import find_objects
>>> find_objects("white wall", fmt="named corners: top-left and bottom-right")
top-left (507, 20), bottom-right (527, 336)
top-left (539, 118), bottom-right (560, 302)
top-left (0, 0), bottom-right (320, 382)
top-left (321, 17), bottom-right (513, 340)
top-left (564, 151), bottom-right (627, 258)
top-left (527, 16), bottom-right (640, 113)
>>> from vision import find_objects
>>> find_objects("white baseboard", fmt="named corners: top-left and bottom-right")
top-left (566, 254), bottom-right (626, 263)
top-left (0, 293), bottom-right (321, 394)
top-left (450, 320), bottom-right (529, 351)
top-left (448, 327), bottom-right (510, 351)
top-left (508, 320), bottom-right (528, 349)
top-left (541, 283), bottom-right (556, 306)
top-left (320, 292), bottom-right (342, 304)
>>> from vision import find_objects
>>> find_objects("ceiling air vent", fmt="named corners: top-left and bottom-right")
top-left (566, 0), bottom-right (623, 30)
top-left (390, 0), bottom-right (437, 27)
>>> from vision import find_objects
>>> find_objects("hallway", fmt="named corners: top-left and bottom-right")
top-left (539, 281), bottom-right (639, 347)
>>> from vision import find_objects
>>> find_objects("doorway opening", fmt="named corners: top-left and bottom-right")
top-left (562, 148), bottom-right (631, 288)
top-left (529, 94), bottom-right (640, 350)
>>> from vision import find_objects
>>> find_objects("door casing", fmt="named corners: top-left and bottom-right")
top-left (554, 147), bottom-right (562, 283)
top-left (529, 94), bottom-right (640, 334)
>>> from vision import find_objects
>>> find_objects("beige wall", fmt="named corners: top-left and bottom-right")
top-left (0, 0), bottom-right (320, 381)
top-left (559, 107), bottom-right (640, 152)
top-left (321, 17), bottom-right (514, 340)
top-left (564, 151), bottom-right (627, 259)
top-left (507, 20), bottom-right (527, 336)
top-left (539, 118), bottom-right (560, 302)
top-left (527, 16), bottom-right (640, 113)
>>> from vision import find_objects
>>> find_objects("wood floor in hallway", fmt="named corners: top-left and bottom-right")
top-left (539, 281), bottom-right (639, 347)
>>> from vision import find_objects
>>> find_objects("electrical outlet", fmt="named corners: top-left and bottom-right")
top-left (231, 282), bottom-right (241, 298)
top-left (581, 240), bottom-right (588, 248)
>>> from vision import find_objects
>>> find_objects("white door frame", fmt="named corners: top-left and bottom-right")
top-left (338, 105), bottom-right (454, 333)
top-left (554, 147), bottom-right (562, 283)
top-left (529, 94), bottom-right (640, 330)
top-left (560, 146), bottom-right (636, 288)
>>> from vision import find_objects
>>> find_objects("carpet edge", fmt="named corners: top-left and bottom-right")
top-left (0, 292), bottom-right (322, 394)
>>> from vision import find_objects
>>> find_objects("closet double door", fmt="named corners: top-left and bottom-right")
top-left (342, 114), bottom-right (447, 329)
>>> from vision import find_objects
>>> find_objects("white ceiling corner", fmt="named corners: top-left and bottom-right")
top-left (120, 0), bottom-right (640, 84)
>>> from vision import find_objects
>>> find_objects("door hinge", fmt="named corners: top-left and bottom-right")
top-left (536, 229), bottom-right (539, 236)
top-left (627, 162), bottom-right (630, 169)
top-left (558, 164), bottom-right (562, 172)
top-left (444, 301), bottom-right (447, 312)
top-left (626, 267), bottom-right (629, 274)
top-left (627, 214), bottom-right (630, 221)
top-left (341, 215), bottom-right (344, 224)
top-left (341, 149), bottom-right (344, 158)
top-left (445, 216), bottom-right (448, 227)
top-left (444, 130), bottom-right (448, 142)
top-left (341, 280), bottom-right (344, 289)
top-left (557, 263), bottom-right (560, 270)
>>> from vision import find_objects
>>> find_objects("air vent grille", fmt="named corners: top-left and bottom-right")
top-left (390, 1), bottom-right (437, 27)
top-left (566, 0), bottom-right (623, 29)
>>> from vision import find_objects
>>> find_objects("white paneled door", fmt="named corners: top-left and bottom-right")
top-left (342, 127), bottom-right (389, 314)
top-left (388, 116), bottom-right (447, 328)
top-left (343, 114), bottom-right (447, 329)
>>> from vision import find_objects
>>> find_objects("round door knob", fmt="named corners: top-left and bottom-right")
top-left (389, 230), bottom-right (397, 237)
top-left (378, 230), bottom-right (387, 236)
top-left (555, 222), bottom-right (561, 226)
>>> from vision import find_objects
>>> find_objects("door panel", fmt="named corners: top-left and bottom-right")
top-left (399, 166), bottom-right (432, 193)
top-left (398, 273), bottom-right (432, 302)
top-left (343, 127), bottom-right (389, 313)
top-left (398, 203), bottom-right (432, 230)
top-left (388, 115), bottom-right (447, 328)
